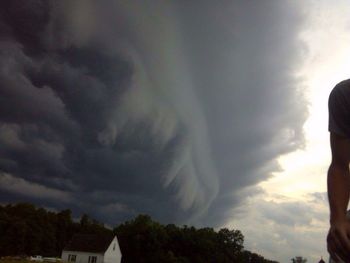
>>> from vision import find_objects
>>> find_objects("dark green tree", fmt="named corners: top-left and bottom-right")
top-left (291, 256), bottom-right (307, 263)
top-left (0, 203), bottom-right (279, 263)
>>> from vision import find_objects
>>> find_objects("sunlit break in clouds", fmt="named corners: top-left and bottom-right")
top-left (0, 0), bottom-right (308, 231)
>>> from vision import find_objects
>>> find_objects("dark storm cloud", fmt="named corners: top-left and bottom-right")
top-left (0, 0), bottom-right (308, 226)
top-left (177, 1), bottom-right (309, 225)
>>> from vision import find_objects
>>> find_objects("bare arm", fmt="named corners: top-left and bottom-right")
top-left (328, 132), bottom-right (350, 223)
top-left (327, 132), bottom-right (350, 262)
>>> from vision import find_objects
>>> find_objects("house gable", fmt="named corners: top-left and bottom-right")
top-left (103, 236), bottom-right (122, 263)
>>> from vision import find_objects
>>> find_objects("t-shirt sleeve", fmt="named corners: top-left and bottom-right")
top-left (328, 84), bottom-right (350, 138)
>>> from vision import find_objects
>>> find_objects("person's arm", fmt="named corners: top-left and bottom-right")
top-left (327, 132), bottom-right (350, 262)
top-left (329, 133), bottom-right (350, 223)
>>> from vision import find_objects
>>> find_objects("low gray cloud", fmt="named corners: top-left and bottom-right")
top-left (0, 172), bottom-right (71, 202)
top-left (228, 192), bottom-right (329, 262)
top-left (260, 200), bottom-right (315, 227)
top-left (0, 0), bottom-right (308, 226)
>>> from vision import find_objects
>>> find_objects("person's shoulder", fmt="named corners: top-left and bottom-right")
top-left (333, 79), bottom-right (350, 91)
top-left (329, 79), bottom-right (350, 138)
top-left (330, 79), bottom-right (350, 98)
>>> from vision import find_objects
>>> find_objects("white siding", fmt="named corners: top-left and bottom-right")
top-left (103, 236), bottom-right (122, 263)
top-left (61, 250), bottom-right (104, 263)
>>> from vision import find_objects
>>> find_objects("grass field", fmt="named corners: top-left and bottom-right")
top-left (0, 260), bottom-right (31, 263)
top-left (0, 259), bottom-right (62, 263)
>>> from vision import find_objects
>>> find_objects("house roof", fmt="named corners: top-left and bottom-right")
top-left (63, 233), bottom-right (115, 253)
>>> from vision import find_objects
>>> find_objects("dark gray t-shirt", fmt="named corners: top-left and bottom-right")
top-left (328, 79), bottom-right (350, 138)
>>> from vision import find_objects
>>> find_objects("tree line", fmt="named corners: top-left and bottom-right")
top-left (0, 203), bottom-right (279, 263)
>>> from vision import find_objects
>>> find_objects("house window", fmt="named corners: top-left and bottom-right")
top-left (113, 243), bottom-right (116, 251)
top-left (88, 256), bottom-right (97, 263)
top-left (68, 255), bottom-right (76, 262)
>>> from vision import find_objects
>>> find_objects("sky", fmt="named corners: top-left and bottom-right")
top-left (0, 0), bottom-right (349, 262)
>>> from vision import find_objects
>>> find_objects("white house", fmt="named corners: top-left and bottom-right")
top-left (61, 234), bottom-right (122, 263)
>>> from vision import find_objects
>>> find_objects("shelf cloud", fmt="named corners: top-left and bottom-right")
top-left (0, 0), bottom-right (308, 226)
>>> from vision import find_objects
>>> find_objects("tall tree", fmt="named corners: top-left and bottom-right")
top-left (291, 256), bottom-right (307, 263)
